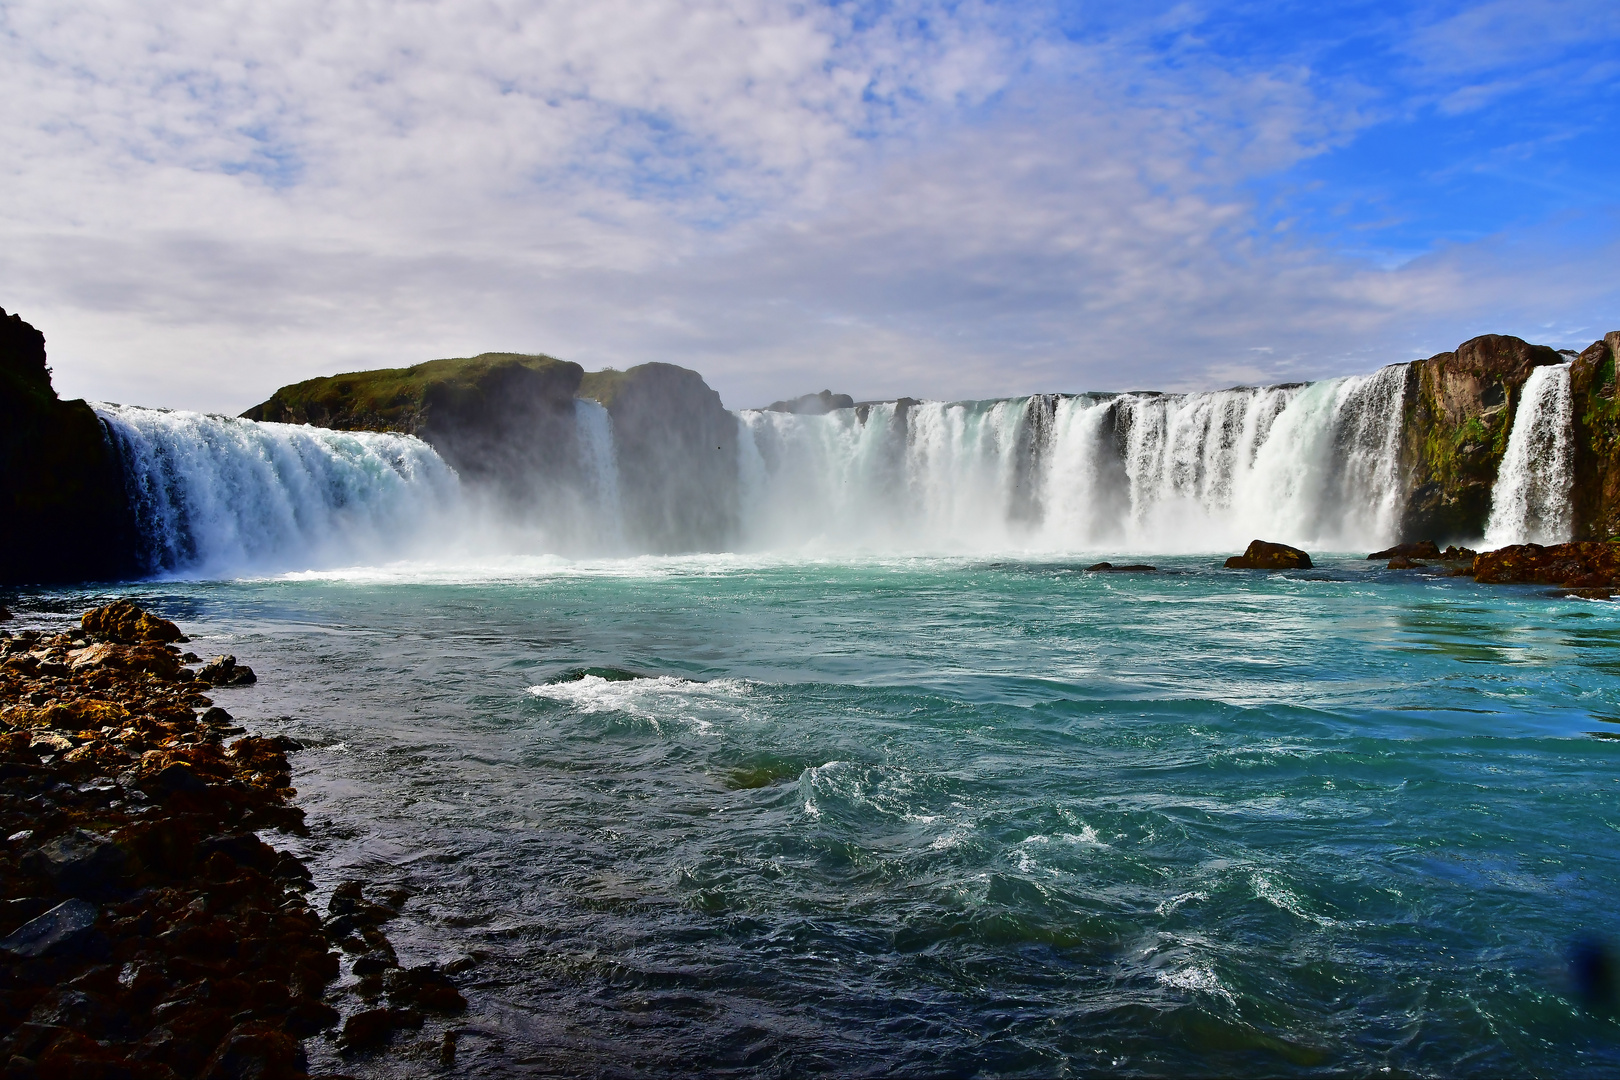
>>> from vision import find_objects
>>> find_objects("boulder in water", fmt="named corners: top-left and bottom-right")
top-left (1387, 556), bottom-right (1422, 569)
top-left (1369, 541), bottom-right (1440, 560)
top-left (1224, 540), bottom-right (1312, 570)
top-left (1470, 542), bottom-right (1620, 587)
top-left (1086, 562), bottom-right (1157, 572)
top-left (197, 655), bottom-right (257, 686)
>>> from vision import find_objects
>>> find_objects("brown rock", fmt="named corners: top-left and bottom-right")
top-left (340, 1007), bottom-right (395, 1049)
top-left (1369, 541), bottom-right (1440, 560)
top-left (1471, 542), bottom-right (1620, 587)
top-left (200, 1020), bottom-right (306, 1080)
top-left (1387, 556), bottom-right (1422, 569)
top-left (81, 601), bottom-right (184, 645)
top-left (1224, 540), bottom-right (1313, 570)
top-left (198, 657), bottom-right (256, 687)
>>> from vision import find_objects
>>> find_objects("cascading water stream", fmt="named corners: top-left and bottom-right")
top-left (736, 364), bottom-right (1413, 553)
top-left (97, 404), bottom-right (462, 576)
top-left (95, 358), bottom-right (1584, 573)
top-left (1483, 363), bottom-right (1575, 547)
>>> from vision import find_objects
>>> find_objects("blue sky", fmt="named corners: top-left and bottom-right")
top-left (1, 0), bottom-right (1616, 410)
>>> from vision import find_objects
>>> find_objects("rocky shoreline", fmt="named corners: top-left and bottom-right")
top-left (0, 602), bottom-right (465, 1080)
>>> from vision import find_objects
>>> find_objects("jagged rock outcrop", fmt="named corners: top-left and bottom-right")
top-left (1471, 541), bottom-right (1620, 593)
top-left (1570, 332), bottom-right (1620, 540)
top-left (1397, 334), bottom-right (1564, 542)
top-left (245, 355), bottom-right (741, 552)
top-left (243, 353), bottom-right (586, 506)
top-left (766, 390), bottom-right (855, 415)
top-left (579, 363), bottom-right (740, 551)
top-left (0, 309), bottom-right (138, 585)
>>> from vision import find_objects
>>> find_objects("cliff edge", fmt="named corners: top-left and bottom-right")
top-left (1397, 333), bottom-right (1564, 543)
top-left (0, 309), bottom-right (136, 586)
top-left (241, 353), bottom-right (585, 505)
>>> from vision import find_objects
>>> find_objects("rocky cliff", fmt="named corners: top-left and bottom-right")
top-left (245, 356), bottom-right (740, 552)
top-left (579, 363), bottom-right (740, 551)
top-left (1396, 334), bottom-right (1565, 542)
top-left (0, 309), bottom-right (138, 585)
top-left (242, 353), bottom-right (586, 507)
top-left (1569, 332), bottom-right (1620, 540)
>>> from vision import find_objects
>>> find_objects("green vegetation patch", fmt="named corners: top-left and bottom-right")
top-left (245, 352), bottom-right (578, 431)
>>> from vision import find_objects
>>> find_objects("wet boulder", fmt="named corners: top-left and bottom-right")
top-left (81, 600), bottom-right (185, 644)
top-left (1471, 542), bottom-right (1620, 587)
top-left (21, 829), bottom-right (128, 896)
top-left (1224, 540), bottom-right (1313, 570)
top-left (1368, 541), bottom-right (1441, 560)
top-left (0, 899), bottom-right (100, 960)
top-left (198, 655), bottom-right (257, 686)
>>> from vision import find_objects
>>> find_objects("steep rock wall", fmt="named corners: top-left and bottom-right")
top-left (1569, 331), bottom-right (1620, 540)
top-left (0, 309), bottom-right (139, 585)
top-left (1397, 334), bottom-right (1564, 542)
top-left (580, 363), bottom-right (740, 552)
top-left (243, 353), bottom-right (586, 508)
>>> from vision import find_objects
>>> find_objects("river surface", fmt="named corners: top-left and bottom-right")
top-left (15, 554), bottom-right (1620, 1076)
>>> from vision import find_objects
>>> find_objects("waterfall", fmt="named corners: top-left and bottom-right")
top-left (93, 357), bottom-right (1583, 573)
top-left (1483, 364), bottom-right (1575, 547)
top-left (573, 398), bottom-right (626, 550)
top-left (735, 365), bottom-right (1412, 554)
top-left (97, 404), bottom-right (462, 576)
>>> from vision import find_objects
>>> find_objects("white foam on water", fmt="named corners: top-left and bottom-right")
top-left (1251, 872), bottom-right (1337, 927)
top-left (1155, 964), bottom-right (1235, 1002)
top-left (1155, 890), bottom-right (1209, 916)
top-left (526, 674), bottom-right (752, 735)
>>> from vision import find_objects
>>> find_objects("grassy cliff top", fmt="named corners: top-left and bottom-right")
top-left (243, 352), bottom-right (582, 431)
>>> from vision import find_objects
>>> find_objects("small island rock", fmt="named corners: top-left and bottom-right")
top-left (1224, 540), bottom-right (1313, 570)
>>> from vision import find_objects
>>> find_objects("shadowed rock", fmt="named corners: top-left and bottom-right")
top-left (1224, 540), bottom-right (1313, 570)
top-left (765, 390), bottom-right (855, 415)
top-left (1471, 542), bottom-right (1620, 589)
top-left (0, 899), bottom-right (99, 960)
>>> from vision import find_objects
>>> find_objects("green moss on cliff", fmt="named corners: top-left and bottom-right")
top-left (243, 352), bottom-right (581, 433)
top-left (1397, 334), bottom-right (1562, 542)
top-left (1570, 333), bottom-right (1620, 539)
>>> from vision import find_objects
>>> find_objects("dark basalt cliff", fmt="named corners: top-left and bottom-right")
top-left (579, 363), bottom-right (740, 551)
top-left (0, 310), bottom-right (138, 586)
top-left (244, 355), bottom-right (739, 552)
top-left (1569, 332), bottom-right (1620, 540)
top-left (241, 352), bottom-right (586, 506)
top-left (1396, 333), bottom-right (1565, 543)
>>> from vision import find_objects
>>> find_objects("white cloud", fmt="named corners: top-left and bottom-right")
top-left (0, 0), bottom-right (1616, 412)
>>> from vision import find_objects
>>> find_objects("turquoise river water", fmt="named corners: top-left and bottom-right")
top-left (14, 554), bottom-right (1620, 1077)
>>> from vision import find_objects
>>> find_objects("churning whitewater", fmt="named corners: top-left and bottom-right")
top-left (96, 363), bottom-right (1576, 576)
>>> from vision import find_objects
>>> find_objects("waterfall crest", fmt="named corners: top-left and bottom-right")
top-left (98, 404), bottom-right (462, 576)
top-left (737, 365), bottom-right (1412, 553)
top-left (95, 358), bottom-right (1590, 575)
top-left (1483, 364), bottom-right (1575, 547)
